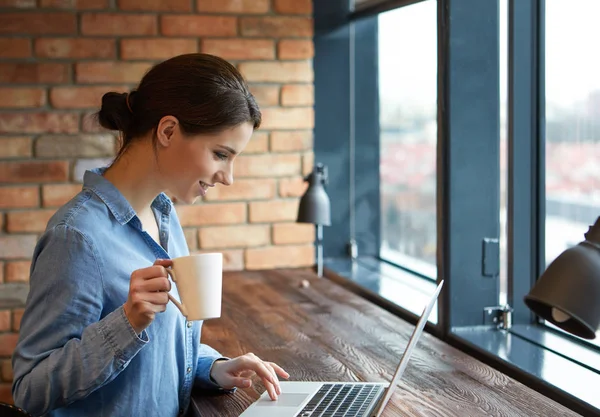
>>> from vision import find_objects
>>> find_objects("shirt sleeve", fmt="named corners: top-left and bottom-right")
top-left (11, 224), bottom-right (148, 416)
top-left (194, 343), bottom-right (235, 393)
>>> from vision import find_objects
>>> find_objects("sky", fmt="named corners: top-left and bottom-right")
top-left (377, 0), bottom-right (600, 110)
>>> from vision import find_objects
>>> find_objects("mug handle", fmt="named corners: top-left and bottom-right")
top-left (166, 269), bottom-right (188, 317)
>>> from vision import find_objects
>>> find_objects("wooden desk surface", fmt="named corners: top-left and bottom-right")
top-left (190, 269), bottom-right (579, 417)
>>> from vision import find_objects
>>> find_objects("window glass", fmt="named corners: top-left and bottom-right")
top-left (379, 0), bottom-right (438, 278)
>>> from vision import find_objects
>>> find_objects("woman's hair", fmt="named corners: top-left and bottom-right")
top-left (95, 53), bottom-right (261, 160)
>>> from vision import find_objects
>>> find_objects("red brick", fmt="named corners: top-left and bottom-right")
top-left (81, 111), bottom-right (109, 133)
top-left (245, 244), bottom-right (314, 270)
top-left (278, 39), bottom-right (313, 59)
top-left (0, 161), bottom-right (69, 183)
top-left (1, 360), bottom-right (12, 382)
top-left (199, 225), bottom-right (269, 249)
top-left (204, 179), bottom-right (275, 201)
top-left (302, 151), bottom-right (314, 175)
top-left (0, 186), bottom-right (39, 209)
top-left (119, 0), bottom-right (190, 11)
top-left (0, 12), bottom-right (76, 34)
top-left (236, 154), bottom-right (300, 178)
top-left (239, 62), bottom-right (312, 83)
top-left (0, 311), bottom-right (10, 332)
top-left (12, 309), bottom-right (24, 331)
top-left (176, 203), bottom-right (246, 226)
top-left (261, 108), bottom-right (314, 129)
top-left (76, 62), bottom-right (153, 83)
top-left (0, 137), bottom-right (32, 159)
top-left (6, 261), bottom-right (31, 283)
top-left (272, 223), bottom-right (314, 244)
top-left (241, 17), bottom-right (313, 37)
top-left (42, 184), bottom-right (82, 207)
top-left (0, 216), bottom-right (3, 234)
top-left (121, 39), bottom-right (197, 60)
top-left (0, 262), bottom-right (3, 283)
top-left (7, 209), bottom-right (55, 233)
top-left (279, 177), bottom-right (307, 197)
top-left (196, 0), bottom-right (269, 14)
top-left (0, 113), bottom-right (79, 134)
top-left (243, 132), bottom-right (269, 154)
top-left (202, 39), bottom-right (274, 60)
top-left (183, 228), bottom-right (197, 251)
top-left (40, 0), bottom-right (108, 8)
top-left (0, 0), bottom-right (35, 7)
top-left (0, 88), bottom-right (45, 108)
top-left (0, 333), bottom-right (19, 356)
top-left (250, 200), bottom-right (298, 223)
top-left (281, 85), bottom-right (313, 107)
top-left (0, 63), bottom-right (68, 84)
top-left (274, 0), bottom-right (312, 14)
top-left (0, 236), bottom-right (37, 259)
top-left (249, 85), bottom-right (279, 107)
top-left (81, 13), bottom-right (157, 36)
top-left (0, 38), bottom-right (31, 58)
top-left (270, 131), bottom-right (312, 152)
top-left (35, 38), bottom-right (115, 58)
top-left (0, 383), bottom-right (13, 405)
top-left (161, 15), bottom-right (237, 37)
top-left (50, 86), bottom-right (127, 109)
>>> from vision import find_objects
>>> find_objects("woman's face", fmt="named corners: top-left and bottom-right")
top-left (156, 117), bottom-right (254, 204)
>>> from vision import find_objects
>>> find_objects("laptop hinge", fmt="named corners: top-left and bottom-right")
top-left (483, 304), bottom-right (513, 330)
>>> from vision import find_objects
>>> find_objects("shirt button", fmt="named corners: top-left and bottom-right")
top-left (187, 366), bottom-right (192, 374)
top-left (187, 321), bottom-right (192, 328)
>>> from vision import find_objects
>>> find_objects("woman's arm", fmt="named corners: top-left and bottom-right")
top-left (11, 224), bottom-right (147, 416)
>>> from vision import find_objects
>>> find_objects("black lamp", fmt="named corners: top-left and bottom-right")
top-left (297, 163), bottom-right (331, 277)
top-left (524, 216), bottom-right (600, 340)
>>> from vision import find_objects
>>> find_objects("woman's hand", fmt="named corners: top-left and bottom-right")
top-left (123, 259), bottom-right (173, 334)
top-left (210, 353), bottom-right (290, 400)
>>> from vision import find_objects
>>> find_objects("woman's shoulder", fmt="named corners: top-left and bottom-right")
top-left (45, 188), bottom-right (113, 238)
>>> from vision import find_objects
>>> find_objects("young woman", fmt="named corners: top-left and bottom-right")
top-left (11, 53), bottom-right (289, 417)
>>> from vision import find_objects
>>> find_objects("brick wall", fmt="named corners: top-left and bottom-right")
top-left (0, 0), bottom-right (315, 404)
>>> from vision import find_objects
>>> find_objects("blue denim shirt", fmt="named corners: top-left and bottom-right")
top-left (12, 168), bottom-right (228, 417)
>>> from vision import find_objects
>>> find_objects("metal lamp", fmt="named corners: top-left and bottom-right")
top-left (524, 216), bottom-right (600, 339)
top-left (297, 163), bottom-right (331, 277)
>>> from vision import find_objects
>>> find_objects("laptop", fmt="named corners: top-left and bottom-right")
top-left (239, 280), bottom-right (444, 417)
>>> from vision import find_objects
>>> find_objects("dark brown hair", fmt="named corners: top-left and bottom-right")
top-left (96, 53), bottom-right (261, 160)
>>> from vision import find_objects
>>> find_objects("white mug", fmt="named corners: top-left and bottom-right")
top-left (166, 253), bottom-right (222, 321)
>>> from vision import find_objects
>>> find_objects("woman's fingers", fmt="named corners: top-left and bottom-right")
top-left (268, 362), bottom-right (290, 379)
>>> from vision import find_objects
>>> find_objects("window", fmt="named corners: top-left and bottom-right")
top-left (542, 0), bottom-right (600, 345)
top-left (378, 0), bottom-right (437, 279)
top-left (544, 0), bottom-right (600, 267)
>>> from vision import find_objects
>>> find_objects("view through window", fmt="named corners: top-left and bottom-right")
top-left (378, 0), bottom-right (437, 278)
top-left (544, 0), bottom-right (600, 341)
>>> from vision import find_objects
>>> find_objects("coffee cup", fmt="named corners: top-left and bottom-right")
top-left (165, 253), bottom-right (222, 321)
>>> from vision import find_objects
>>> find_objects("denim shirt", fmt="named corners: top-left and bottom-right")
top-left (12, 168), bottom-right (228, 417)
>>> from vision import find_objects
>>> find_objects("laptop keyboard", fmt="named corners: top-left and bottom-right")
top-left (297, 383), bottom-right (385, 417)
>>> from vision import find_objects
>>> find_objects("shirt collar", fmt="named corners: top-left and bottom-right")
top-left (83, 166), bottom-right (172, 226)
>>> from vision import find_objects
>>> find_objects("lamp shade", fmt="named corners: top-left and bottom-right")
top-left (297, 163), bottom-right (331, 226)
top-left (524, 217), bottom-right (600, 340)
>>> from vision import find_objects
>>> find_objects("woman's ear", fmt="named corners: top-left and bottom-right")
top-left (156, 115), bottom-right (179, 147)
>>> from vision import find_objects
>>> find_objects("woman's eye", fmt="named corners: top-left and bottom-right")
top-left (214, 152), bottom-right (228, 161)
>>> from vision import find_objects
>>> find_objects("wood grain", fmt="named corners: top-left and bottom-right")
top-left (190, 269), bottom-right (581, 417)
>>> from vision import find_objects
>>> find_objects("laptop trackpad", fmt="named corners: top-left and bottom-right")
top-left (256, 393), bottom-right (309, 407)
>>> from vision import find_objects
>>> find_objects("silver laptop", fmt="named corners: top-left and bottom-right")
top-left (240, 280), bottom-right (444, 417)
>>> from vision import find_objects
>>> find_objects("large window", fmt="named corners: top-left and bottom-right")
top-left (378, 0), bottom-right (437, 278)
top-left (544, 0), bottom-right (600, 267)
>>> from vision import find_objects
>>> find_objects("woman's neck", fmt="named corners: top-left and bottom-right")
top-left (103, 142), bottom-right (165, 217)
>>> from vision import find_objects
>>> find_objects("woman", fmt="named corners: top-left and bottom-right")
top-left (11, 53), bottom-right (289, 417)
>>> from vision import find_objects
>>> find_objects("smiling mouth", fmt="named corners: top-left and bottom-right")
top-left (199, 181), bottom-right (213, 196)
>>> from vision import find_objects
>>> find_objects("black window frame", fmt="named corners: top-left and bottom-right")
top-left (314, 0), bottom-right (600, 416)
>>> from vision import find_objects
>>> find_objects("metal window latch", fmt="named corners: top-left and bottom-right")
top-left (483, 304), bottom-right (513, 330)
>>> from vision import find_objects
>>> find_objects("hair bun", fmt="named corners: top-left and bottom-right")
top-left (97, 92), bottom-right (133, 132)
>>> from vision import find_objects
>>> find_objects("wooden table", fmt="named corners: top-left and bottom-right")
top-left (190, 269), bottom-right (580, 417)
